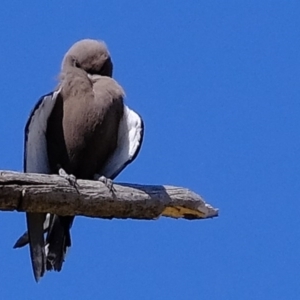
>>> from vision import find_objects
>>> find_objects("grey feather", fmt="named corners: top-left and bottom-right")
top-left (14, 39), bottom-right (144, 281)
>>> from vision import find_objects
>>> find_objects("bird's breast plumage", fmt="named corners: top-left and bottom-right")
top-left (46, 73), bottom-right (124, 179)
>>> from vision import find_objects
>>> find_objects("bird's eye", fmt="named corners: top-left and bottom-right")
top-left (75, 61), bottom-right (81, 68)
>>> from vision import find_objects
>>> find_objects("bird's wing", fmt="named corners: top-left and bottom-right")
top-left (23, 90), bottom-right (60, 282)
top-left (100, 105), bottom-right (144, 179)
top-left (24, 90), bottom-right (60, 174)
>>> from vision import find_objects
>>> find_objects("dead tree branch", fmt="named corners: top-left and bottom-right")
top-left (0, 170), bottom-right (218, 220)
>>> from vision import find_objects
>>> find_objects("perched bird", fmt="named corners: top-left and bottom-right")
top-left (14, 39), bottom-right (144, 282)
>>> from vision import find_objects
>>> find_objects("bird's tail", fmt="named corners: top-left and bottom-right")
top-left (45, 215), bottom-right (74, 271)
top-left (14, 214), bottom-right (51, 249)
top-left (26, 212), bottom-right (47, 282)
top-left (13, 231), bottom-right (29, 249)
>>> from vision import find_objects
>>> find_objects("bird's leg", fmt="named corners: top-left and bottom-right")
top-left (94, 174), bottom-right (115, 193)
top-left (58, 166), bottom-right (79, 192)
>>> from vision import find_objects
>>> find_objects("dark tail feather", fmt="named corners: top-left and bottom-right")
top-left (46, 215), bottom-right (74, 271)
top-left (26, 212), bottom-right (47, 282)
top-left (14, 213), bottom-right (51, 249)
top-left (13, 231), bottom-right (29, 248)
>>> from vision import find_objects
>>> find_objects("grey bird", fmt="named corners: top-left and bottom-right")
top-left (13, 39), bottom-right (144, 282)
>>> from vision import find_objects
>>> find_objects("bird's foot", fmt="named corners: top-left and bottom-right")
top-left (58, 167), bottom-right (79, 192)
top-left (94, 174), bottom-right (115, 193)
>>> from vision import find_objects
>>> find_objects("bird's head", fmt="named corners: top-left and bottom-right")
top-left (61, 39), bottom-right (113, 77)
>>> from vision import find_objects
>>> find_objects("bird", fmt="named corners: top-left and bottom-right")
top-left (13, 39), bottom-right (144, 282)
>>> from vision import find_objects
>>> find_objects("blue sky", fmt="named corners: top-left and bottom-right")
top-left (0, 1), bottom-right (299, 299)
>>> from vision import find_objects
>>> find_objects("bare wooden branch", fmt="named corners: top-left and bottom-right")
top-left (0, 170), bottom-right (218, 220)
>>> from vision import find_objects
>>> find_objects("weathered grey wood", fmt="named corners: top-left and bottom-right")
top-left (0, 170), bottom-right (218, 220)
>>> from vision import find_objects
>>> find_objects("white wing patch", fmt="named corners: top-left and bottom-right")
top-left (100, 105), bottom-right (143, 179)
top-left (25, 90), bottom-right (60, 174)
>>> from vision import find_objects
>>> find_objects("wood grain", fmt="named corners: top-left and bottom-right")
top-left (0, 170), bottom-right (218, 220)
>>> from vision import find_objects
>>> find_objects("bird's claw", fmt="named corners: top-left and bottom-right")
top-left (97, 175), bottom-right (115, 193)
top-left (58, 167), bottom-right (79, 192)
